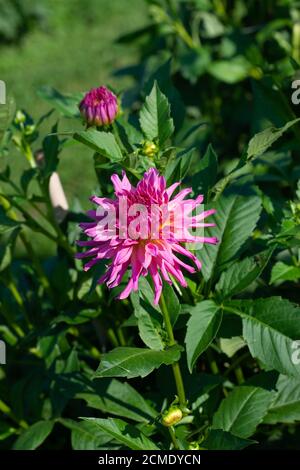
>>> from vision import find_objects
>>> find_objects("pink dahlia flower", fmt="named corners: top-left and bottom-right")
top-left (79, 86), bottom-right (118, 127)
top-left (77, 168), bottom-right (218, 304)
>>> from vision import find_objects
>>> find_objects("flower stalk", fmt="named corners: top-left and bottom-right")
top-left (159, 291), bottom-right (186, 408)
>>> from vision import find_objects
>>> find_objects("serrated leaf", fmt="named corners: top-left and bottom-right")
top-left (131, 278), bottom-right (164, 350)
top-left (212, 386), bottom-right (274, 438)
top-left (82, 418), bottom-right (159, 450)
top-left (77, 379), bottom-right (157, 423)
top-left (198, 190), bottom-right (262, 281)
top-left (192, 143), bottom-right (218, 200)
top-left (185, 300), bottom-right (222, 372)
top-left (94, 345), bottom-right (182, 379)
top-left (13, 421), bottom-right (54, 450)
top-left (263, 375), bottom-right (300, 424)
top-left (216, 250), bottom-right (273, 299)
top-left (247, 118), bottom-right (300, 160)
top-left (59, 419), bottom-right (112, 450)
top-left (226, 297), bottom-right (300, 379)
top-left (139, 82), bottom-right (174, 146)
top-left (74, 129), bottom-right (123, 162)
top-left (165, 147), bottom-right (195, 184)
top-left (270, 261), bottom-right (300, 284)
top-left (201, 429), bottom-right (255, 450)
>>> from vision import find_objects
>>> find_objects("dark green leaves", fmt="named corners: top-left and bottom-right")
top-left (199, 190), bottom-right (262, 281)
top-left (131, 278), bottom-right (164, 350)
top-left (59, 419), bottom-right (112, 450)
top-left (270, 261), bottom-right (300, 284)
top-left (246, 118), bottom-right (300, 160)
top-left (13, 421), bottom-right (54, 450)
top-left (74, 129), bottom-right (123, 162)
top-left (192, 143), bottom-right (218, 200)
top-left (0, 207), bottom-right (20, 235)
top-left (77, 379), bottom-right (157, 423)
top-left (82, 418), bottom-right (159, 450)
top-left (185, 300), bottom-right (222, 372)
top-left (226, 297), bottom-right (300, 379)
top-left (216, 250), bottom-right (273, 299)
top-left (202, 429), bottom-right (255, 450)
top-left (94, 345), bottom-right (182, 379)
top-left (212, 386), bottom-right (274, 438)
top-left (140, 82), bottom-right (174, 146)
top-left (263, 375), bottom-right (300, 424)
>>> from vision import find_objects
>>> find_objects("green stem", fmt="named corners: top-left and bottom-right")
top-left (107, 328), bottom-right (119, 348)
top-left (234, 366), bottom-right (245, 384)
top-left (168, 426), bottom-right (179, 450)
top-left (206, 348), bottom-right (219, 374)
top-left (159, 292), bottom-right (186, 408)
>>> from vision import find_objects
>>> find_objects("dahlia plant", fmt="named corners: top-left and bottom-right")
top-left (1, 75), bottom-right (300, 451)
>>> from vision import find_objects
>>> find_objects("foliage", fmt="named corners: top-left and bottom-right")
top-left (0, 0), bottom-right (300, 451)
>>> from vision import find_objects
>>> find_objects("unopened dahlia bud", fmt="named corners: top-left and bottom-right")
top-left (162, 406), bottom-right (183, 427)
top-left (79, 86), bottom-right (118, 127)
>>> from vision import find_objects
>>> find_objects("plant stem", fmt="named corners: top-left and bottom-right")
top-left (168, 426), bottom-right (179, 450)
top-left (159, 292), bottom-right (186, 408)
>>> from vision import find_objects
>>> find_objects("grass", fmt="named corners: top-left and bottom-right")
top-left (0, 0), bottom-right (148, 255)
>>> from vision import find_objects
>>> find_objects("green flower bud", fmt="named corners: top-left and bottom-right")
top-left (142, 141), bottom-right (158, 158)
top-left (162, 406), bottom-right (183, 427)
top-left (24, 124), bottom-right (36, 136)
top-left (15, 110), bottom-right (26, 124)
top-left (188, 441), bottom-right (200, 450)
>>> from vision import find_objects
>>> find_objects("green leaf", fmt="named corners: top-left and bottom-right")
top-left (13, 421), bottom-right (54, 450)
top-left (208, 57), bottom-right (251, 84)
top-left (139, 81), bottom-right (174, 146)
top-left (226, 297), bottom-right (300, 378)
top-left (270, 261), bottom-right (300, 284)
top-left (198, 190), bottom-right (262, 281)
top-left (94, 345), bottom-right (182, 379)
top-left (77, 379), bottom-right (157, 423)
top-left (59, 419), bottom-right (112, 450)
top-left (74, 129), bottom-right (123, 162)
top-left (165, 147), bottom-right (195, 184)
top-left (247, 118), bottom-right (300, 160)
top-left (37, 86), bottom-right (83, 118)
top-left (54, 308), bottom-right (100, 325)
top-left (82, 418), bottom-right (159, 450)
top-left (0, 207), bottom-right (20, 235)
top-left (212, 386), bottom-right (274, 438)
top-left (263, 375), bottom-right (300, 424)
top-left (216, 250), bottom-right (273, 299)
top-left (163, 283), bottom-right (180, 327)
top-left (219, 337), bottom-right (246, 358)
top-left (192, 143), bottom-right (218, 200)
top-left (185, 300), bottom-right (222, 372)
top-left (131, 278), bottom-right (164, 350)
top-left (201, 429), bottom-right (255, 450)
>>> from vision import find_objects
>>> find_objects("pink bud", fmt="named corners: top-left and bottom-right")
top-left (79, 86), bottom-right (118, 127)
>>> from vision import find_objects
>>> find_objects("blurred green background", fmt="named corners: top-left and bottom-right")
top-left (1, 0), bottom-right (147, 205)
